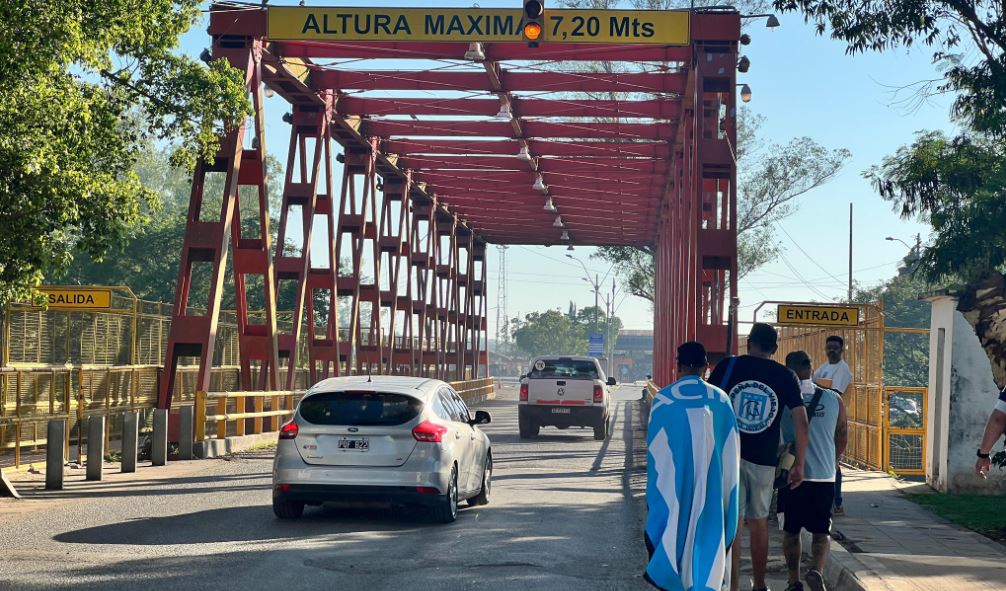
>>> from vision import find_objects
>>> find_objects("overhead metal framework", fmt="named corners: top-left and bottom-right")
top-left (157, 4), bottom-right (741, 408)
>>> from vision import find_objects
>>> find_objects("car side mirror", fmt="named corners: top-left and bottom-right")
top-left (607, 377), bottom-right (617, 386)
top-left (472, 410), bottom-right (491, 425)
top-left (519, 374), bottom-right (526, 380)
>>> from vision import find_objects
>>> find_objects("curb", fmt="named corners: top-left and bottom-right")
top-left (800, 530), bottom-right (871, 591)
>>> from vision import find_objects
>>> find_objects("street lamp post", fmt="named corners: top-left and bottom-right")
top-left (566, 253), bottom-right (614, 359)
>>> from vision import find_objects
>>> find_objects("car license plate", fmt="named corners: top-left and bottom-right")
top-left (337, 437), bottom-right (369, 451)
top-left (551, 408), bottom-right (571, 414)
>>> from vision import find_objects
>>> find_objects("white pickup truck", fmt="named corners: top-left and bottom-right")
top-left (518, 356), bottom-right (615, 441)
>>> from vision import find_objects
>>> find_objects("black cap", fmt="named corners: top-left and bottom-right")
top-left (677, 341), bottom-right (707, 367)
top-left (749, 322), bottom-right (778, 349)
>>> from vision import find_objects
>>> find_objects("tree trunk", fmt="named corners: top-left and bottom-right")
top-left (957, 270), bottom-right (1006, 388)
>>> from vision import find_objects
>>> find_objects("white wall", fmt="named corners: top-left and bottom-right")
top-left (926, 295), bottom-right (1006, 494)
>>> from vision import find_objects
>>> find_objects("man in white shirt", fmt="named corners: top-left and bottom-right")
top-left (813, 335), bottom-right (852, 516)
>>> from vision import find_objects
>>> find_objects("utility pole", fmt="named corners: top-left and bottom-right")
top-left (848, 202), bottom-right (853, 303)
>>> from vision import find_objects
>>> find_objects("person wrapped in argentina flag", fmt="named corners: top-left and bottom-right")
top-left (645, 342), bottom-right (741, 591)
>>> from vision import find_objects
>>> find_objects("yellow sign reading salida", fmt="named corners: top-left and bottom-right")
top-left (267, 7), bottom-right (690, 45)
top-left (777, 304), bottom-right (860, 327)
top-left (40, 288), bottom-right (112, 310)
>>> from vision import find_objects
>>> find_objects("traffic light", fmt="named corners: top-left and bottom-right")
top-left (522, 0), bottom-right (544, 47)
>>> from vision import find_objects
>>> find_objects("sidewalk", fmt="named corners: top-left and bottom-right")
top-left (828, 468), bottom-right (1006, 591)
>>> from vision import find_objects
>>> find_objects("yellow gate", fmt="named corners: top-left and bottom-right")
top-left (758, 301), bottom-right (929, 475)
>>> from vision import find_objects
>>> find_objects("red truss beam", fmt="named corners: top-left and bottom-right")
top-left (338, 97), bottom-right (682, 119)
top-left (311, 70), bottom-right (686, 94)
top-left (270, 41), bottom-right (694, 62)
top-left (362, 119), bottom-right (675, 141)
top-left (382, 139), bottom-right (670, 159)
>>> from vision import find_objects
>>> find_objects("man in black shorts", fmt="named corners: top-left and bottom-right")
top-left (780, 351), bottom-right (848, 591)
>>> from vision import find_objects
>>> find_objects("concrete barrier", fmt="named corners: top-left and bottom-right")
top-left (122, 411), bottom-right (139, 473)
top-left (152, 409), bottom-right (168, 466)
top-left (45, 420), bottom-right (65, 490)
top-left (86, 416), bottom-right (105, 481)
top-left (178, 406), bottom-right (194, 461)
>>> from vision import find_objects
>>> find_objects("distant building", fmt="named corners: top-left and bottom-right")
top-left (488, 350), bottom-right (527, 378)
top-left (612, 329), bottom-right (653, 382)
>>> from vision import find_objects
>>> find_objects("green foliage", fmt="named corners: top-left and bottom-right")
top-left (853, 251), bottom-right (934, 387)
top-left (0, 1), bottom-right (250, 306)
top-left (510, 307), bottom-right (622, 358)
top-left (773, 0), bottom-right (1006, 139)
top-left (868, 131), bottom-right (1006, 284)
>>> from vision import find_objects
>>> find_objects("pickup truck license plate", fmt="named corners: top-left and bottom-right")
top-left (551, 408), bottom-right (571, 414)
top-left (337, 437), bottom-right (369, 451)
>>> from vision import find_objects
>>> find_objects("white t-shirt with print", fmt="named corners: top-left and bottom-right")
top-left (813, 359), bottom-right (852, 394)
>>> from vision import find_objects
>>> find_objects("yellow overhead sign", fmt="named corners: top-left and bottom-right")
top-left (777, 305), bottom-right (860, 327)
top-left (39, 288), bottom-right (112, 310)
top-left (546, 10), bottom-right (689, 44)
top-left (267, 7), bottom-right (690, 45)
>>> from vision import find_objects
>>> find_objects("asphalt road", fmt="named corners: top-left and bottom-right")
top-left (0, 385), bottom-right (652, 591)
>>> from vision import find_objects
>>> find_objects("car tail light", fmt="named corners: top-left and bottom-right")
top-left (415, 486), bottom-right (440, 495)
top-left (412, 420), bottom-right (448, 443)
top-left (519, 383), bottom-right (528, 401)
top-left (275, 483), bottom-right (291, 493)
top-left (278, 420), bottom-right (299, 440)
top-left (593, 385), bottom-right (604, 403)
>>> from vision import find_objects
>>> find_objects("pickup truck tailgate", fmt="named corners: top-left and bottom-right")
top-left (527, 378), bottom-right (594, 405)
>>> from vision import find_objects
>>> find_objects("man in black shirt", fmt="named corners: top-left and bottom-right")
top-left (709, 323), bottom-right (809, 591)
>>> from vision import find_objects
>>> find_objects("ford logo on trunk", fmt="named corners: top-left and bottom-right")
top-left (348, 427), bottom-right (359, 433)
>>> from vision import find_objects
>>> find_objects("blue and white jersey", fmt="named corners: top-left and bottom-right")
top-left (645, 376), bottom-right (740, 591)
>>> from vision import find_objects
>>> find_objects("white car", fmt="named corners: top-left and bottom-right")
top-left (518, 356), bottom-right (615, 440)
top-left (271, 376), bottom-right (492, 524)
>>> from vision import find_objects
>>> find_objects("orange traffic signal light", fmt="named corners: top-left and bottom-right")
top-left (523, 22), bottom-right (543, 41)
top-left (523, 0), bottom-right (544, 47)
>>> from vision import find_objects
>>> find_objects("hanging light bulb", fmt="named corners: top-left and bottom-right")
top-left (496, 100), bottom-right (512, 120)
top-left (532, 175), bottom-right (547, 192)
top-left (263, 84), bottom-right (275, 98)
top-left (517, 145), bottom-right (532, 162)
top-left (560, 230), bottom-right (570, 241)
top-left (464, 42), bottom-right (486, 61)
top-left (543, 197), bottom-right (557, 212)
top-left (552, 215), bottom-right (564, 228)
top-left (566, 244), bottom-right (574, 251)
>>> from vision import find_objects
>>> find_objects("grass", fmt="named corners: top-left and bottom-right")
top-left (909, 492), bottom-right (1006, 542)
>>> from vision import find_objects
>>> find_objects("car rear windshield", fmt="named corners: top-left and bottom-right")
top-left (299, 391), bottom-right (423, 426)
top-left (528, 359), bottom-right (599, 379)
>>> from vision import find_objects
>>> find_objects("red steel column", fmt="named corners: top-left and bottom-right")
top-left (274, 100), bottom-right (333, 389)
top-left (334, 141), bottom-right (379, 376)
top-left (377, 173), bottom-right (413, 374)
top-left (306, 121), bottom-right (339, 383)
top-left (412, 200), bottom-right (438, 377)
top-left (158, 37), bottom-right (270, 409)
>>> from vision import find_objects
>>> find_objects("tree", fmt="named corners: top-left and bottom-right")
top-left (0, 2), bottom-right (250, 306)
top-left (853, 250), bottom-right (934, 387)
top-left (777, 0), bottom-right (1006, 381)
top-left (593, 109), bottom-right (851, 302)
top-left (512, 310), bottom-right (589, 357)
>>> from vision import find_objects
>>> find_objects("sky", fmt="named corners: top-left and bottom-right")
top-left (178, 1), bottom-right (955, 335)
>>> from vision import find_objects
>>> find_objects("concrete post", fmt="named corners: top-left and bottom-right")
top-left (122, 411), bottom-right (139, 473)
top-left (45, 420), bottom-right (65, 490)
top-left (178, 405), bottom-right (194, 461)
top-left (86, 416), bottom-right (105, 481)
top-left (152, 408), bottom-right (168, 466)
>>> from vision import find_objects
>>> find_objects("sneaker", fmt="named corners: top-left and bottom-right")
top-left (833, 504), bottom-right (845, 516)
top-left (806, 569), bottom-right (825, 591)
top-left (783, 582), bottom-right (804, 591)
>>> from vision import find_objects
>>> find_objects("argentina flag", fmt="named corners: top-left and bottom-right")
top-left (645, 376), bottom-right (740, 591)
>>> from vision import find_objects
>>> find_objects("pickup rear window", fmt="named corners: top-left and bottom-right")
top-left (299, 391), bottom-right (422, 426)
top-left (528, 359), bottom-right (599, 380)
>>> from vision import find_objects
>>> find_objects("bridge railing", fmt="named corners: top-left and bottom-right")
top-left (188, 377), bottom-right (497, 445)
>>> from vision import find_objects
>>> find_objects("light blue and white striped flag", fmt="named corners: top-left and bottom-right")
top-left (645, 375), bottom-right (740, 591)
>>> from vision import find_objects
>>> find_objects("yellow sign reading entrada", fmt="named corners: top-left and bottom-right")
top-left (266, 7), bottom-right (690, 45)
top-left (777, 304), bottom-right (860, 327)
top-left (40, 288), bottom-right (112, 310)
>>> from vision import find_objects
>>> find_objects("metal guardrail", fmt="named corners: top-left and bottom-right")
top-left (190, 377), bottom-right (496, 444)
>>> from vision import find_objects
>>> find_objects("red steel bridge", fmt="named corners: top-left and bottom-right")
top-left (158, 2), bottom-right (741, 409)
